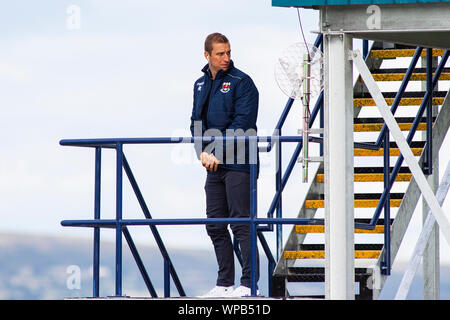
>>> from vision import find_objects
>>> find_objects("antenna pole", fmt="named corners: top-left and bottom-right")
top-left (302, 53), bottom-right (311, 183)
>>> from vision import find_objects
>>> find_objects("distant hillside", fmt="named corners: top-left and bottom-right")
top-left (0, 232), bottom-right (449, 299)
top-left (0, 232), bottom-right (220, 299)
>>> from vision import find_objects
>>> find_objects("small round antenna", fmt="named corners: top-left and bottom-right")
top-left (274, 42), bottom-right (323, 100)
top-left (275, 42), bottom-right (324, 183)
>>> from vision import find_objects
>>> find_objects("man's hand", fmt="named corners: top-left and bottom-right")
top-left (200, 152), bottom-right (220, 172)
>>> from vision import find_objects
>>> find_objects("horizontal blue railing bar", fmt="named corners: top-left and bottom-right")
top-left (59, 135), bottom-right (326, 147)
top-left (60, 135), bottom-right (377, 150)
top-left (61, 217), bottom-right (322, 228)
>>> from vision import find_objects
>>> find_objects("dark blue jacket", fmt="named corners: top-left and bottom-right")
top-left (190, 60), bottom-right (259, 174)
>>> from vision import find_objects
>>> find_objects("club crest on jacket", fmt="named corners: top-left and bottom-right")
top-left (220, 82), bottom-right (231, 93)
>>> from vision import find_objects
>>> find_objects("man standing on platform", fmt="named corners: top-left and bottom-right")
top-left (190, 32), bottom-right (260, 297)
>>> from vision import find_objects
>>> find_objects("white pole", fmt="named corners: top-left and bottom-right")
top-left (324, 33), bottom-right (355, 300)
top-left (421, 54), bottom-right (440, 300)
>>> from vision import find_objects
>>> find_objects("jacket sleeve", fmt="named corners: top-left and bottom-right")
top-left (190, 84), bottom-right (207, 160)
top-left (228, 76), bottom-right (259, 131)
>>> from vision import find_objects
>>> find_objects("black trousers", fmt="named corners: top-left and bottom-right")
top-left (204, 168), bottom-right (259, 288)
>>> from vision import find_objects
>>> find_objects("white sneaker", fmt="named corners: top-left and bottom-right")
top-left (229, 285), bottom-right (260, 297)
top-left (198, 286), bottom-right (234, 298)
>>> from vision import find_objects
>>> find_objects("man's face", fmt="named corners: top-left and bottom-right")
top-left (205, 42), bottom-right (231, 76)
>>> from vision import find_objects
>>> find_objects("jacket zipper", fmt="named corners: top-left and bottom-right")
top-left (206, 77), bottom-right (216, 124)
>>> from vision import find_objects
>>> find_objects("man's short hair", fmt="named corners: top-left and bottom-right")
top-left (204, 33), bottom-right (229, 54)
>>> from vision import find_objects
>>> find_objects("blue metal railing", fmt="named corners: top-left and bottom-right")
top-left (59, 36), bottom-right (329, 298)
top-left (60, 136), bottom-right (324, 297)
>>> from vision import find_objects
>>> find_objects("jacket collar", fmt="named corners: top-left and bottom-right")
top-left (201, 60), bottom-right (235, 80)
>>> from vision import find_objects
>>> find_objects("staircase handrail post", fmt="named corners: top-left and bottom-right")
top-left (382, 131), bottom-right (391, 275)
top-left (93, 147), bottom-right (102, 297)
top-left (115, 142), bottom-right (124, 297)
top-left (250, 136), bottom-right (259, 296)
top-left (423, 47), bottom-right (434, 174)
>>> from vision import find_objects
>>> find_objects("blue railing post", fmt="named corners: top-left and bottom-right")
top-left (424, 47), bottom-right (433, 175)
top-left (275, 131), bottom-right (283, 260)
top-left (362, 40), bottom-right (369, 60)
top-left (93, 147), bottom-right (101, 297)
top-left (257, 232), bottom-right (275, 297)
top-left (250, 136), bottom-right (258, 296)
top-left (115, 142), bottom-right (123, 296)
top-left (164, 259), bottom-right (170, 297)
top-left (382, 132), bottom-right (391, 275)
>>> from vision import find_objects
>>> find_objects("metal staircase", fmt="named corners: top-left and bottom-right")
top-left (272, 41), bottom-right (450, 299)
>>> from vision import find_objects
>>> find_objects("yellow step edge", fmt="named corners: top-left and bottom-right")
top-left (354, 148), bottom-right (423, 157)
top-left (304, 199), bottom-right (402, 209)
top-left (316, 173), bottom-right (412, 183)
top-left (353, 97), bottom-right (444, 107)
top-left (284, 250), bottom-right (381, 259)
top-left (369, 73), bottom-right (450, 82)
top-left (295, 225), bottom-right (385, 234)
top-left (354, 123), bottom-right (427, 132)
top-left (370, 48), bottom-right (445, 59)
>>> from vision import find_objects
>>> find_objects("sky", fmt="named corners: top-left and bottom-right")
top-left (0, 0), bottom-right (449, 272)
